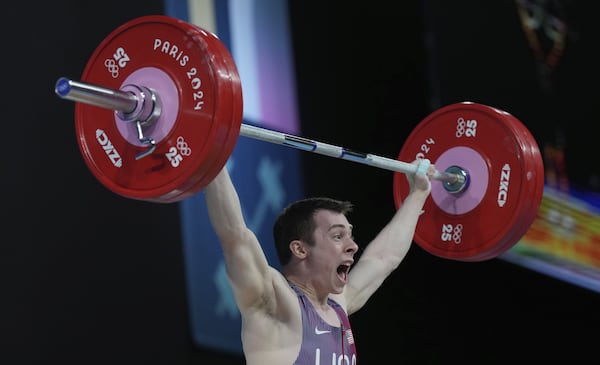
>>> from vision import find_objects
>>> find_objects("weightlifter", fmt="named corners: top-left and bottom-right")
top-left (204, 158), bottom-right (434, 364)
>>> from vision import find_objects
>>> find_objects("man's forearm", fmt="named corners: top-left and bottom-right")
top-left (204, 168), bottom-right (248, 242)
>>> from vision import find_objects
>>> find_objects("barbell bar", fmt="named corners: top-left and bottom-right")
top-left (55, 77), bottom-right (466, 189)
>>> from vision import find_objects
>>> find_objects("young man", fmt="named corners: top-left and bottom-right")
top-left (204, 159), bottom-right (434, 364)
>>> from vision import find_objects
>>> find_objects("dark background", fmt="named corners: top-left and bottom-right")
top-left (3, 1), bottom-right (599, 364)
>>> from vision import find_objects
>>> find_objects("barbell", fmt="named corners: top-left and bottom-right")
top-left (54, 15), bottom-right (544, 262)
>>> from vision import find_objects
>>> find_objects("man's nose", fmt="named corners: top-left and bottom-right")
top-left (346, 239), bottom-right (359, 254)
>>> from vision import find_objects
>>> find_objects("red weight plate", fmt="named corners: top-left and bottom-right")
top-left (158, 26), bottom-right (243, 203)
top-left (75, 15), bottom-right (235, 202)
top-left (393, 102), bottom-right (544, 261)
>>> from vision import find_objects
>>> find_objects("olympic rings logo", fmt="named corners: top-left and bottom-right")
top-left (452, 224), bottom-right (463, 244)
top-left (104, 59), bottom-right (119, 78)
top-left (455, 117), bottom-right (466, 138)
top-left (177, 136), bottom-right (192, 156)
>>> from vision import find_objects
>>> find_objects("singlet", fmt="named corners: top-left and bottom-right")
top-left (290, 283), bottom-right (358, 365)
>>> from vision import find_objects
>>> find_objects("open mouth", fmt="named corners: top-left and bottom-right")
top-left (337, 264), bottom-right (351, 282)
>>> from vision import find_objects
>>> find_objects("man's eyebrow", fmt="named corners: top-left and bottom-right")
top-left (328, 224), bottom-right (353, 232)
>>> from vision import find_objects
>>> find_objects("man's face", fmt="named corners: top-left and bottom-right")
top-left (308, 210), bottom-right (358, 293)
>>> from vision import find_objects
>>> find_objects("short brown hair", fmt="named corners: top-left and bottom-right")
top-left (273, 197), bottom-right (353, 266)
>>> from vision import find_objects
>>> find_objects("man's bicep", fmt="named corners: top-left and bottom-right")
top-left (344, 256), bottom-right (392, 314)
top-left (222, 231), bottom-right (275, 311)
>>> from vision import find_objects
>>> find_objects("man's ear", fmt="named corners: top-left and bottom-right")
top-left (289, 239), bottom-right (308, 259)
